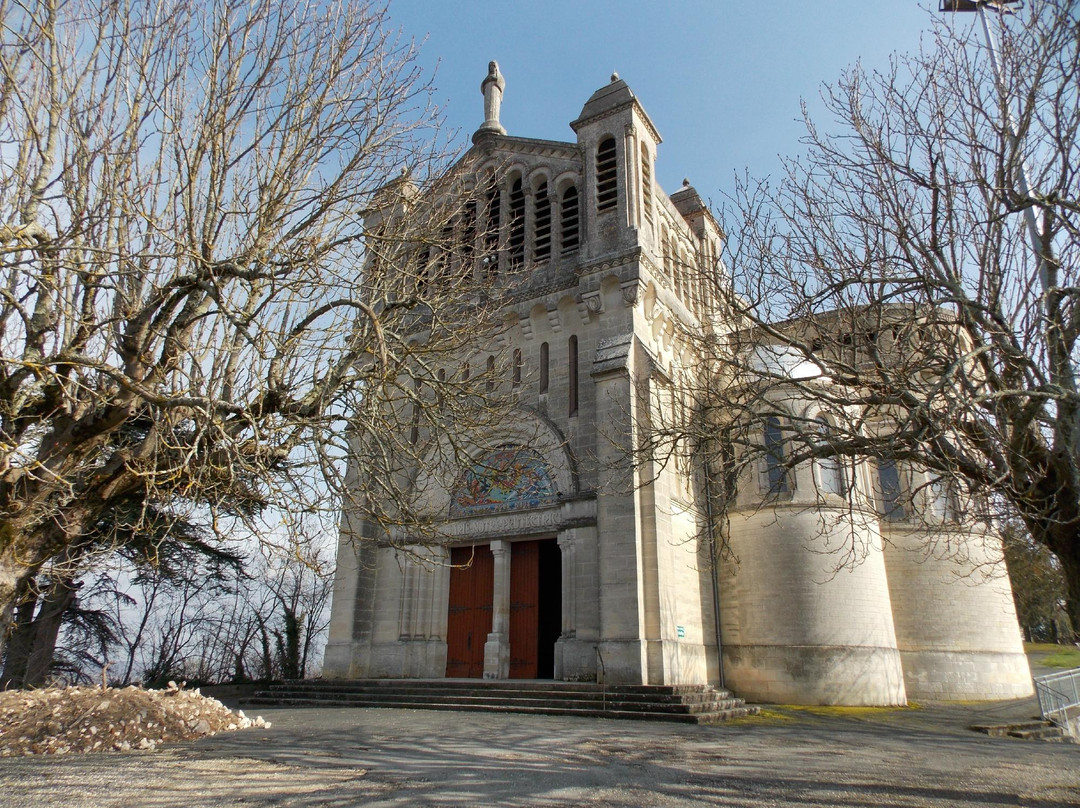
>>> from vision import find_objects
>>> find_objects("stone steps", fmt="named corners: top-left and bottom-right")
top-left (243, 679), bottom-right (759, 724)
top-left (970, 720), bottom-right (1076, 743)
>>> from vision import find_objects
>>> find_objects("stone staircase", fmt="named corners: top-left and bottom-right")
top-left (970, 719), bottom-right (1077, 743)
top-left (242, 679), bottom-right (759, 724)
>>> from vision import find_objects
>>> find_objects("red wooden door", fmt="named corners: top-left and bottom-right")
top-left (445, 545), bottom-right (493, 678)
top-left (509, 540), bottom-right (540, 679)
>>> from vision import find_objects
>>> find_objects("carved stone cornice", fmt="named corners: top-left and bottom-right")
top-left (440, 497), bottom-right (597, 541)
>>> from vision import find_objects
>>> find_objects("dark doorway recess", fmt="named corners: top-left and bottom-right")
top-left (445, 544), bottom-right (493, 678)
top-left (509, 539), bottom-right (561, 679)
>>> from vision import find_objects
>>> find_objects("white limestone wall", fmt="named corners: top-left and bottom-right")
top-left (882, 524), bottom-right (1032, 700)
top-left (592, 356), bottom-right (651, 683)
top-left (343, 546), bottom-right (450, 679)
top-left (642, 404), bottom-right (717, 686)
top-left (654, 487), bottom-right (717, 685)
top-left (720, 506), bottom-right (907, 705)
top-left (554, 524), bottom-right (601, 680)
top-left (322, 532), bottom-right (366, 678)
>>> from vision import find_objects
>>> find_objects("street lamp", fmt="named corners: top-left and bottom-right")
top-left (938, 0), bottom-right (1048, 296)
top-left (938, 0), bottom-right (1019, 11)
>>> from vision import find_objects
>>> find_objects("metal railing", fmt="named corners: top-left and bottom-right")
top-left (1034, 666), bottom-right (1080, 737)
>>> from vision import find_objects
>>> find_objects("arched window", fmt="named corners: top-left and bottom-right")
top-left (560, 186), bottom-right (580, 255)
top-left (437, 368), bottom-right (446, 411)
top-left (512, 348), bottom-right (522, 387)
top-left (815, 417), bottom-right (846, 496)
top-left (460, 199), bottom-right (476, 276)
top-left (484, 184), bottom-right (500, 277)
top-left (674, 245), bottom-right (686, 300)
top-left (539, 342), bottom-right (549, 394)
top-left (508, 178), bottom-right (525, 268)
top-left (699, 240), bottom-right (714, 313)
top-left (409, 378), bottom-right (421, 445)
top-left (533, 181), bottom-right (551, 262)
top-left (760, 416), bottom-right (789, 495)
top-left (416, 246), bottom-right (431, 293)
top-left (877, 459), bottom-right (906, 521)
top-left (568, 335), bottom-right (579, 417)
top-left (928, 476), bottom-right (960, 523)
top-left (434, 223), bottom-right (453, 280)
top-left (641, 144), bottom-right (653, 225)
top-left (486, 354), bottom-right (496, 391)
top-left (596, 137), bottom-right (618, 213)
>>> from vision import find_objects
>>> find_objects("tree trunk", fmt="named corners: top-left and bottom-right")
top-left (1057, 544), bottom-right (1080, 644)
top-left (258, 623), bottom-right (273, 680)
top-left (21, 573), bottom-right (80, 687)
top-left (0, 580), bottom-right (39, 689)
top-left (0, 554), bottom-right (36, 666)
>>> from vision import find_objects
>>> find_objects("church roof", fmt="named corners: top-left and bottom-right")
top-left (571, 73), bottom-right (661, 142)
top-left (575, 75), bottom-right (636, 122)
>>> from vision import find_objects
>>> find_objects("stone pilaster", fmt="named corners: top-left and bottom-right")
top-left (557, 530), bottom-right (577, 638)
top-left (484, 539), bottom-right (511, 679)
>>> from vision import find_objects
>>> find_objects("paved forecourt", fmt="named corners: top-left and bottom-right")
top-left (1, 698), bottom-right (1078, 807)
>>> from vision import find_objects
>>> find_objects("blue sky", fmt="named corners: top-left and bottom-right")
top-left (387, 1), bottom-right (960, 206)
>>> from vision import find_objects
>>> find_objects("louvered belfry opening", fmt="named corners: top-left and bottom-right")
top-left (596, 137), bottom-right (618, 212)
top-left (641, 144), bottom-right (653, 224)
top-left (508, 177), bottom-right (525, 268)
top-left (461, 198), bottom-right (476, 275)
top-left (484, 184), bottom-right (499, 279)
top-left (560, 186), bottom-right (579, 254)
top-left (533, 181), bottom-right (551, 262)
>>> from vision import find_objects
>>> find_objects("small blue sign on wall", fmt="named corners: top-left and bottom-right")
top-left (676, 625), bottom-right (685, 638)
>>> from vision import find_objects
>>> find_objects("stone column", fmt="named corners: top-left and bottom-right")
top-left (484, 539), bottom-right (511, 679)
top-left (623, 123), bottom-right (638, 230)
top-left (557, 530), bottom-right (577, 638)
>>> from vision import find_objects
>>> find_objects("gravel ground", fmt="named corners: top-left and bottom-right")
top-left (1, 697), bottom-right (1078, 807)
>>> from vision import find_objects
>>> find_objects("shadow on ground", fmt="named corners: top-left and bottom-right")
top-left (1, 694), bottom-right (1078, 807)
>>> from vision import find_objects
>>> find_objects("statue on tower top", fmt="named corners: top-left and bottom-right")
top-left (476, 60), bottom-right (506, 138)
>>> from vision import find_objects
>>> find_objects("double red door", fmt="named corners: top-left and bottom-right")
top-left (509, 541), bottom-right (540, 678)
top-left (445, 545), bottom-right (493, 678)
top-left (445, 539), bottom-right (559, 679)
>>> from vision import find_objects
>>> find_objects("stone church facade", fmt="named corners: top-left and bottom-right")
top-left (323, 65), bottom-right (1033, 705)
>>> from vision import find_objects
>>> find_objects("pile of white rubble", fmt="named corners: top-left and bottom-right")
top-left (0, 681), bottom-right (269, 756)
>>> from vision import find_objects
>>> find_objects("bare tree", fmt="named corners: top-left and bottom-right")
top-left (0, 0), bottom-right (513, 657)
top-left (657, 1), bottom-right (1080, 633)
